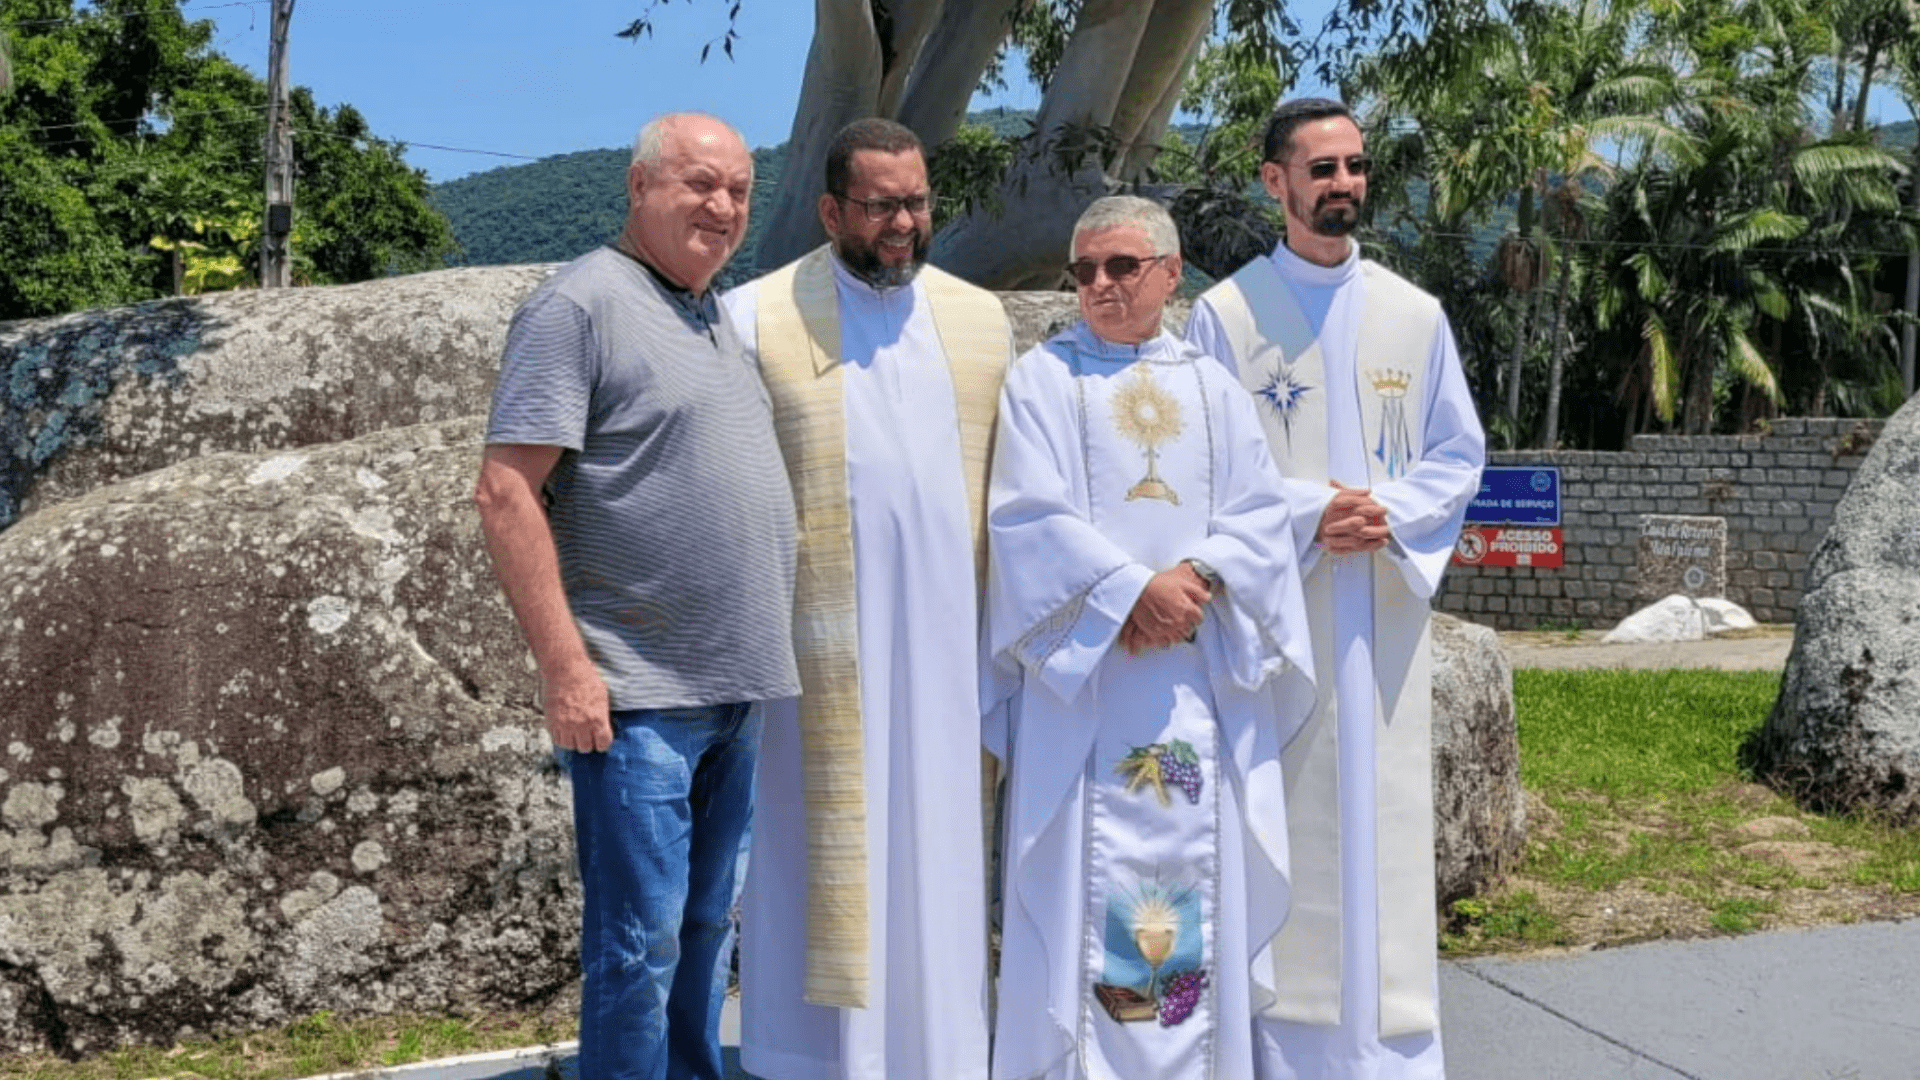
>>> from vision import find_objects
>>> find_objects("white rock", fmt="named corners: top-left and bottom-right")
top-left (1698, 597), bottom-right (1759, 633)
top-left (1602, 594), bottom-right (1706, 643)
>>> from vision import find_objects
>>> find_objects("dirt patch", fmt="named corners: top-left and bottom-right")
top-left (1456, 785), bottom-right (1920, 956)
top-left (1499, 625), bottom-right (1795, 672)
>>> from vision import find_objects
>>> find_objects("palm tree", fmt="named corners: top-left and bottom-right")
top-left (1357, 0), bottom-right (1685, 446)
top-left (1590, 0), bottom-right (1904, 433)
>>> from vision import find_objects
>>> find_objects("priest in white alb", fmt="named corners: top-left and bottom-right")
top-left (722, 117), bottom-right (1009, 1080)
top-left (986, 195), bottom-right (1317, 1080)
top-left (1185, 98), bottom-right (1486, 1080)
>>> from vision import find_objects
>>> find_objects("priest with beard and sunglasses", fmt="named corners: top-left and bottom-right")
top-left (722, 116), bottom-right (1012, 1080)
top-left (1186, 98), bottom-right (1485, 1080)
top-left (985, 194), bottom-right (1316, 1080)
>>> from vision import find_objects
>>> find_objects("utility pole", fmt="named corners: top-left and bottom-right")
top-left (261, 0), bottom-right (296, 288)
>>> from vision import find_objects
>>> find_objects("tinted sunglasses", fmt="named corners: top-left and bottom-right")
top-left (1302, 154), bottom-right (1372, 180)
top-left (1067, 254), bottom-right (1167, 286)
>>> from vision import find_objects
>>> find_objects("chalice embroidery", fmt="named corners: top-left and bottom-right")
top-left (1093, 875), bottom-right (1208, 1027)
top-left (1130, 890), bottom-right (1180, 1005)
top-left (1368, 367), bottom-right (1413, 479)
top-left (1112, 362), bottom-right (1184, 505)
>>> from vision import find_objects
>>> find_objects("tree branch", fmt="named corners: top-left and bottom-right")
top-left (931, 0), bottom-right (1159, 287)
top-left (755, 0), bottom-right (883, 267)
top-left (894, 0), bottom-right (1021, 147)
top-left (1109, 0), bottom-right (1212, 179)
top-left (875, 0), bottom-right (947, 118)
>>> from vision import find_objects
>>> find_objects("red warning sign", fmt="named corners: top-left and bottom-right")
top-left (1452, 525), bottom-right (1563, 568)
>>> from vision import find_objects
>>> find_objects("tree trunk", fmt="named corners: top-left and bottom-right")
top-left (874, 0), bottom-right (945, 119)
top-left (894, 0), bottom-right (1021, 148)
top-left (1685, 341), bottom-right (1714, 435)
top-left (1108, 0), bottom-right (1213, 180)
top-left (755, 0), bottom-right (886, 268)
top-left (1829, 46), bottom-right (1850, 132)
top-left (931, 0), bottom-right (1161, 287)
top-left (1539, 233), bottom-right (1576, 449)
top-left (1905, 134), bottom-right (1919, 399)
top-left (1503, 184), bottom-right (1537, 444)
top-left (1849, 38), bottom-right (1881, 135)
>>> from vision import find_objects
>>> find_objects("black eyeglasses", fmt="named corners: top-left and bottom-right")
top-left (1299, 154), bottom-right (1372, 180)
top-left (1067, 254), bottom-right (1166, 287)
top-left (838, 193), bottom-right (939, 222)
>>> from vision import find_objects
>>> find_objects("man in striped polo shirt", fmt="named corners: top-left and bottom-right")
top-left (475, 112), bottom-right (799, 1080)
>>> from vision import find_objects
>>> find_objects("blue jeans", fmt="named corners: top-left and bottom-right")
top-left (562, 702), bottom-right (761, 1080)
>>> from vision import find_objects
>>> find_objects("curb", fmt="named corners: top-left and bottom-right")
top-left (300, 1042), bottom-right (577, 1080)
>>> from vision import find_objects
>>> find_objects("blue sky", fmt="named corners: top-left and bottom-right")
top-left (194, 0), bottom-right (1043, 183)
top-left (191, 1), bottom-right (1913, 187)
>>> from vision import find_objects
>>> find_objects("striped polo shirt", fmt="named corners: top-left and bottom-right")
top-left (486, 246), bottom-right (800, 709)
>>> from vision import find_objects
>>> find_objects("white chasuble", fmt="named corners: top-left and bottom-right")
top-left (1186, 242), bottom-right (1485, 1079)
top-left (986, 325), bottom-right (1315, 1080)
top-left (723, 248), bottom-right (1009, 1080)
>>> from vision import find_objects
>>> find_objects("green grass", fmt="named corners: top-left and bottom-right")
top-left (0, 1011), bottom-right (574, 1080)
top-left (1515, 668), bottom-right (1783, 797)
top-left (1442, 891), bottom-right (1571, 950)
top-left (1444, 667), bottom-right (1920, 954)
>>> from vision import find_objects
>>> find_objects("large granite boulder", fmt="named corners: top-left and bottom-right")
top-left (0, 273), bottom-right (1508, 1056)
top-left (1753, 398), bottom-right (1920, 822)
top-left (1431, 614), bottom-right (1526, 907)
top-left (1000, 291), bottom-right (1193, 355)
top-left (2, 270), bottom-right (1176, 534)
top-left (0, 265), bottom-right (555, 528)
top-left (0, 418), bottom-right (572, 1056)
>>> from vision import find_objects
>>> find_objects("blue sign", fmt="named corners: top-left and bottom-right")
top-left (1465, 466), bottom-right (1561, 525)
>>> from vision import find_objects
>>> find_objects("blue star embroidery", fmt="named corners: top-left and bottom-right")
top-left (1256, 363), bottom-right (1313, 443)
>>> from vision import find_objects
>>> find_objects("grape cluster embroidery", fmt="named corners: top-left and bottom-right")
top-left (1157, 967), bottom-right (1208, 1026)
top-left (1115, 740), bottom-right (1202, 807)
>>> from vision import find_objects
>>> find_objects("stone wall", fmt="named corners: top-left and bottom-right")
top-left (1436, 418), bottom-right (1884, 629)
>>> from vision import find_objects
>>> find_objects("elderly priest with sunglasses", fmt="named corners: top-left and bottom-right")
top-left (1185, 98), bottom-right (1485, 1080)
top-left (721, 116), bottom-right (1011, 1080)
top-left (985, 194), bottom-right (1317, 1080)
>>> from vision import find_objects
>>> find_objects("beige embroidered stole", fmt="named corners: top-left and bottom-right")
top-left (1207, 255), bottom-right (1443, 1037)
top-left (755, 245), bottom-right (1009, 1008)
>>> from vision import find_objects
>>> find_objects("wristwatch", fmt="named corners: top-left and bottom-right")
top-left (1182, 557), bottom-right (1221, 596)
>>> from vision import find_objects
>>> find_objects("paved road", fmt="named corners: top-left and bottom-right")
top-left (328, 916), bottom-right (1920, 1080)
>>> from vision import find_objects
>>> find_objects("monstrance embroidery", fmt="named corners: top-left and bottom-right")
top-left (1368, 367), bottom-right (1413, 479)
top-left (1111, 362), bottom-right (1184, 505)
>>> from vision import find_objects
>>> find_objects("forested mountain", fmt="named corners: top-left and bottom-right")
top-left (430, 111), bottom-right (1038, 278)
top-left (431, 144), bottom-right (786, 282)
top-left (431, 116), bottom-right (1917, 277)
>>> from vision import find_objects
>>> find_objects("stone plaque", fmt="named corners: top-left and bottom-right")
top-left (1636, 514), bottom-right (1728, 599)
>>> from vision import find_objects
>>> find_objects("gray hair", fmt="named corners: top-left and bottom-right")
top-left (631, 113), bottom-right (751, 183)
top-left (1072, 196), bottom-right (1180, 258)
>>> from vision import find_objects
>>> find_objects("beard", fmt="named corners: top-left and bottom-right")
top-left (836, 223), bottom-right (931, 289)
top-left (1293, 190), bottom-right (1363, 237)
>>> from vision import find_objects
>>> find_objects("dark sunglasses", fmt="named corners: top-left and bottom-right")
top-left (1302, 154), bottom-right (1372, 180)
top-left (1067, 254), bottom-right (1167, 286)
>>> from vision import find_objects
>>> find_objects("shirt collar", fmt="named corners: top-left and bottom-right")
top-left (608, 243), bottom-right (721, 332)
top-left (1269, 237), bottom-right (1363, 287)
top-left (1067, 321), bottom-right (1184, 364)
